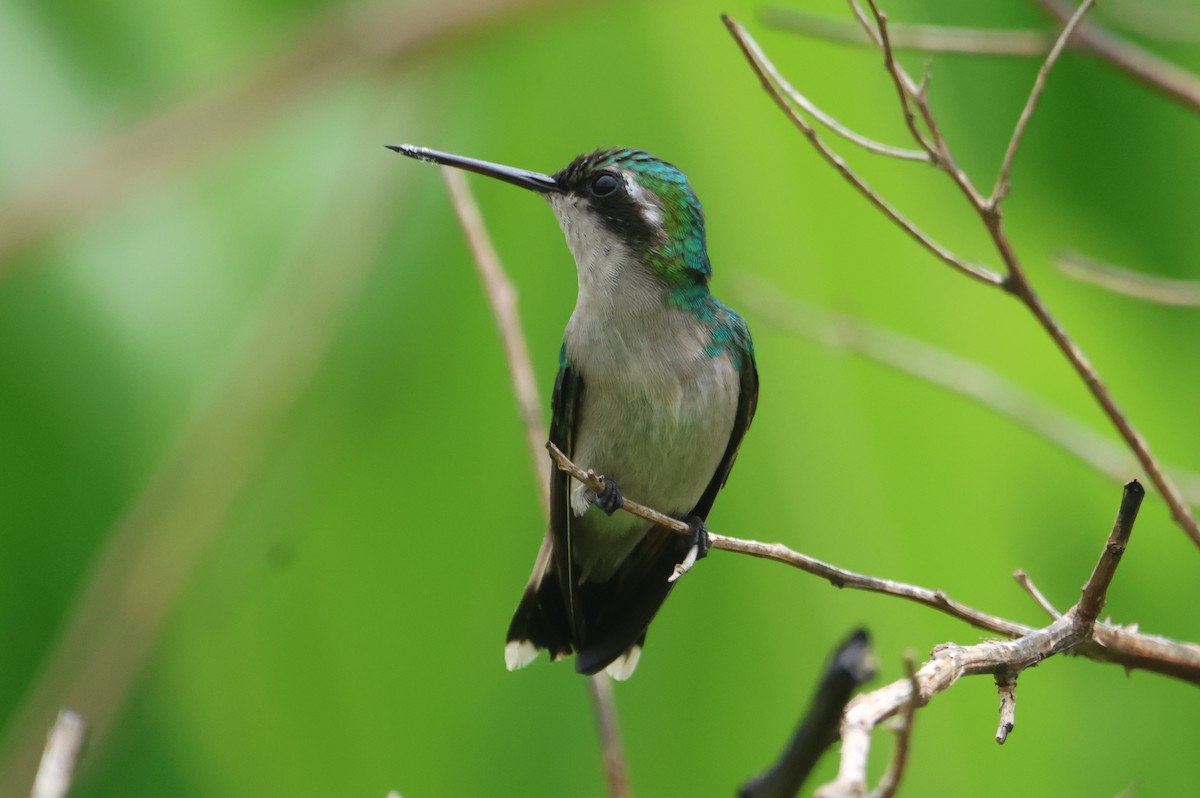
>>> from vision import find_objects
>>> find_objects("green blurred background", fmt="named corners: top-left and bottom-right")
top-left (2, 0), bottom-right (1198, 795)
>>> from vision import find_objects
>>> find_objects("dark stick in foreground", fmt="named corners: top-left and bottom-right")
top-left (739, 629), bottom-right (876, 798)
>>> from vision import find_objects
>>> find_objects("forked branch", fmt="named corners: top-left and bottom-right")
top-left (723, 3), bottom-right (1200, 549)
top-left (547, 444), bottom-right (1200, 686)
top-left (815, 481), bottom-right (1144, 798)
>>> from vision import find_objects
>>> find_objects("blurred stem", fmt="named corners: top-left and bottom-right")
top-left (441, 169), bottom-right (633, 798)
top-left (29, 711), bottom-right (86, 798)
top-left (0, 89), bottom-right (403, 795)
top-left (763, 1), bottom-right (1200, 113)
top-left (1058, 252), bottom-right (1200, 306)
top-left (0, 0), bottom-right (597, 272)
top-left (1036, 0), bottom-right (1200, 113)
top-left (734, 276), bottom-right (1200, 505)
top-left (763, 7), bottom-right (1055, 55)
top-left (442, 169), bottom-right (550, 515)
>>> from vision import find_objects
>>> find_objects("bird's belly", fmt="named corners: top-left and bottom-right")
top-left (569, 356), bottom-right (739, 581)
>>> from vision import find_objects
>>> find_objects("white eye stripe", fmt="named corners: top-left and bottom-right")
top-left (624, 175), bottom-right (663, 228)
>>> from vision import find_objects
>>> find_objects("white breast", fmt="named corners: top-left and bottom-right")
top-left (549, 193), bottom-right (740, 581)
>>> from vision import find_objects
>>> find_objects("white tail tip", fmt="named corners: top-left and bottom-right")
top-left (604, 646), bottom-right (643, 681)
top-left (505, 640), bottom-right (540, 671)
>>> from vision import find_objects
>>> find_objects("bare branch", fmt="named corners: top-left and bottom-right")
top-left (727, 5), bottom-right (1200, 549)
top-left (548, 444), bottom-right (1200, 686)
top-left (1013, 570), bottom-right (1062, 620)
top-left (722, 15), bottom-right (1004, 288)
top-left (992, 0), bottom-right (1096, 205)
top-left (30, 711), bottom-right (86, 798)
top-left (860, 0), bottom-right (987, 207)
top-left (764, 7), bottom-right (1054, 56)
top-left (1076, 480), bottom-right (1143, 625)
top-left (870, 655), bottom-right (918, 798)
top-left (740, 629), bottom-right (876, 798)
top-left (441, 172), bottom-right (631, 798)
top-left (769, 1), bottom-right (1200, 114)
top-left (994, 677), bottom-right (1017, 745)
top-left (1037, 0), bottom-right (1200, 113)
top-left (1058, 252), bottom-right (1200, 306)
top-left (845, 0), bottom-right (882, 46)
top-left (858, 0), bottom-right (936, 156)
top-left (817, 482), bottom-right (1144, 798)
top-left (1089, 624), bottom-right (1200, 682)
top-left (743, 37), bottom-right (928, 161)
top-left (1003, 272), bottom-right (1200, 547)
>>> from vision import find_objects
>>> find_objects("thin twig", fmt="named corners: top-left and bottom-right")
top-left (1013, 570), bottom-right (1062, 620)
top-left (992, 0), bottom-right (1096, 205)
top-left (870, 655), bottom-right (917, 798)
top-left (745, 39), bottom-right (928, 161)
top-left (817, 482), bottom-right (1144, 798)
top-left (845, 0), bottom-right (882, 46)
top-left (1037, 0), bottom-right (1200, 113)
top-left (29, 711), bottom-right (86, 798)
top-left (764, 7), bottom-right (1055, 56)
top-left (994, 677), bottom-right (1017, 744)
top-left (1076, 480), bottom-right (1143, 625)
top-left (986, 39), bottom-right (1197, 536)
top-left (441, 170), bottom-right (632, 798)
top-left (547, 444), bottom-right (1200, 686)
top-left (722, 15), bottom-right (1004, 289)
top-left (1058, 252), bottom-right (1200, 306)
top-left (857, 0), bottom-right (935, 156)
top-left (1005, 269), bottom-right (1200, 547)
top-left (769, 1), bottom-right (1200, 114)
top-left (727, 5), bottom-right (1200, 550)
top-left (861, 0), bottom-right (986, 208)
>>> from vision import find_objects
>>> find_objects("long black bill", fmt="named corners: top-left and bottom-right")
top-left (387, 144), bottom-right (561, 194)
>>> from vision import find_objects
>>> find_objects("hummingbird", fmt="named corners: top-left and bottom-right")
top-left (390, 144), bottom-right (758, 679)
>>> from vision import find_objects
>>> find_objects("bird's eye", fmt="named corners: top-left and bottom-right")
top-left (590, 173), bottom-right (621, 197)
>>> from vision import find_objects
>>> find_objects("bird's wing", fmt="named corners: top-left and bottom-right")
top-left (691, 317), bottom-right (758, 519)
top-left (548, 354), bottom-right (584, 640)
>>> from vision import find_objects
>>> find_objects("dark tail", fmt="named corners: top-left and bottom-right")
top-left (573, 524), bottom-right (693, 678)
top-left (505, 535), bottom-right (573, 670)
top-left (506, 524), bottom-right (693, 679)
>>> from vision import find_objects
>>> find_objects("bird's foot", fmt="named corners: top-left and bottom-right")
top-left (669, 516), bottom-right (711, 583)
top-left (687, 515), bottom-right (712, 559)
top-left (594, 479), bottom-right (624, 516)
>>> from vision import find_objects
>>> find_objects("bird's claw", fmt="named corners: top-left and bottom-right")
top-left (595, 479), bottom-right (624, 515)
top-left (669, 516), bottom-right (711, 583)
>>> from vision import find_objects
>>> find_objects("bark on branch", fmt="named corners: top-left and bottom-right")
top-left (816, 481), bottom-right (1145, 798)
top-left (722, 4), bottom-right (1200, 549)
top-left (547, 444), bottom-right (1200, 686)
